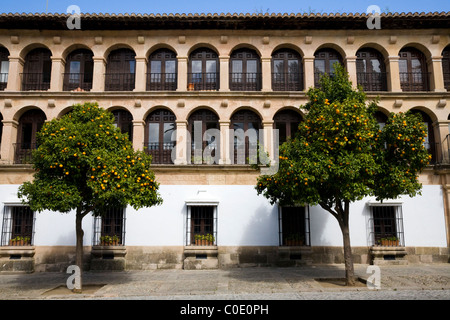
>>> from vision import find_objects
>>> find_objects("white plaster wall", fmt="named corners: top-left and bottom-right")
top-left (0, 184), bottom-right (447, 247)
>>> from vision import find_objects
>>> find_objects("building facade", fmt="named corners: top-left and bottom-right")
top-left (0, 12), bottom-right (449, 272)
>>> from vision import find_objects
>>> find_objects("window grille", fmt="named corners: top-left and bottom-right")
top-left (92, 207), bottom-right (126, 246)
top-left (368, 205), bottom-right (404, 247)
top-left (1, 205), bottom-right (35, 246)
top-left (186, 205), bottom-right (217, 246)
top-left (278, 206), bottom-right (310, 246)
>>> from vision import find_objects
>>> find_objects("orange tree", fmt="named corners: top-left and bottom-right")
top-left (18, 102), bottom-right (162, 291)
top-left (255, 64), bottom-right (431, 285)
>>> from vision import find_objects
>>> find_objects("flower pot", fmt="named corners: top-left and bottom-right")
top-left (188, 83), bottom-right (195, 91)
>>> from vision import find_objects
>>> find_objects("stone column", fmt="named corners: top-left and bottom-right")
top-left (5, 57), bottom-right (24, 91)
top-left (261, 57), bottom-right (272, 91)
top-left (134, 57), bottom-right (148, 92)
top-left (132, 120), bottom-right (145, 151)
top-left (50, 57), bottom-right (65, 91)
top-left (262, 121), bottom-right (275, 163)
top-left (219, 120), bottom-right (231, 165)
top-left (386, 56), bottom-right (402, 92)
top-left (303, 56), bottom-right (315, 90)
top-left (219, 55), bottom-right (230, 92)
top-left (0, 120), bottom-right (19, 164)
top-left (345, 56), bottom-right (358, 89)
top-left (177, 56), bottom-right (188, 91)
top-left (92, 56), bottom-right (106, 92)
top-left (428, 56), bottom-right (447, 92)
top-left (174, 120), bottom-right (188, 165)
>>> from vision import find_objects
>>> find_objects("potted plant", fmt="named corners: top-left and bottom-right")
top-left (112, 235), bottom-right (120, 246)
top-left (194, 234), bottom-right (201, 245)
top-left (188, 83), bottom-right (195, 91)
top-left (205, 233), bottom-right (215, 245)
top-left (100, 235), bottom-right (112, 246)
top-left (9, 236), bottom-right (25, 246)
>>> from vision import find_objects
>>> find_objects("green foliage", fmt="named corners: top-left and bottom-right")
top-left (18, 102), bottom-right (163, 216)
top-left (256, 64), bottom-right (431, 209)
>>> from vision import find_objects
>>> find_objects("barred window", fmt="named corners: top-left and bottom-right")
top-left (1, 206), bottom-right (35, 246)
top-left (93, 207), bottom-right (126, 246)
top-left (279, 206), bottom-right (310, 246)
top-left (186, 205), bottom-right (217, 246)
top-left (369, 204), bottom-right (404, 247)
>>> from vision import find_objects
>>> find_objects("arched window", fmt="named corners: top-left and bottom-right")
top-left (15, 109), bottom-right (46, 163)
top-left (188, 109), bottom-right (219, 164)
top-left (442, 46), bottom-right (450, 91)
top-left (399, 47), bottom-right (429, 91)
top-left (147, 49), bottom-right (177, 91)
top-left (188, 48), bottom-right (219, 91)
top-left (105, 48), bottom-right (136, 91)
top-left (229, 48), bottom-right (261, 91)
top-left (112, 109), bottom-right (133, 141)
top-left (273, 109), bottom-right (303, 144)
top-left (356, 48), bottom-right (387, 91)
top-left (272, 49), bottom-right (302, 91)
top-left (0, 47), bottom-right (9, 90)
top-left (144, 109), bottom-right (176, 164)
top-left (230, 110), bottom-right (262, 164)
top-left (22, 48), bottom-right (52, 91)
top-left (63, 49), bottom-right (93, 91)
top-left (410, 110), bottom-right (435, 163)
top-left (314, 48), bottom-right (343, 87)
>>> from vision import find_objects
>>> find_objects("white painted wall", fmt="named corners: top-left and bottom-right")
top-left (0, 184), bottom-right (447, 247)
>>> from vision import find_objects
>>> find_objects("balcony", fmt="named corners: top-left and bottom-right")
top-left (105, 73), bottom-right (135, 91)
top-left (187, 73), bottom-right (219, 91)
top-left (143, 142), bottom-right (175, 164)
top-left (13, 143), bottom-right (36, 164)
top-left (230, 73), bottom-right (261, 91)
top-left (356, 72), bottom-right (388, 91)
top-left (399, 72), bottom-right (430, 91)
top-left (272, 72), bottom-right (303, 91)
top-left (20, 73), bottom-right (51, 91)
top-left (63, 73), bottom-right (92, 91)
top-left (146, 73), bottom-right (177, 91)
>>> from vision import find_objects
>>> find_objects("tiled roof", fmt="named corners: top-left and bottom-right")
top-left (0, 11), bottom-right (448, 30)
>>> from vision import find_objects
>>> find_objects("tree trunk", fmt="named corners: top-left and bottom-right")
top-left (339, 200), bottom-right (355, 286)
top-left (74, 207), bottom-right (84, 293)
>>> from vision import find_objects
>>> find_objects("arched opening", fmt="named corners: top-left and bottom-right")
top-left (314, 48), bottom-right (343, 87)
top-left (229, 48), bottom-right (261, 91)
top-left (15, 109), bottom-right (46, 163)
top-left (144, 109), bottom-right (176, 164)
top-left (442, 46), bottom-right (450, 91)
top-left (273, 109), bottom-right (303, 144)
top-left (188, 48), bottom-right (219, 91)
top-left (0, 47), bottom-right (10, 90)
top-left (230, 109), bottom-right (262, 164)
top-left (105, 48), bottom-right (136, 91)
top-left (271, 48), bottom-right (302, 91)
top-left (410, 109), bottom-right (436, 163)
top-left (188, 109), bottom-right (220, 164)
top-left (63, 49), bottom-right (94, 91)
top-left (399, 47), bottom-right (430, 91)
top-left (112, 109), bottom-right (133, 141)
top-left (356, 48), bottom-right (387, 91)
top-left (147, 48), bottom-right (177, 91)
top-left (22, 48), bottom-right (52, 91)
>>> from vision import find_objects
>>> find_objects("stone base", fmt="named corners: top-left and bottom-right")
top-left (183, 246), bottom-right (218, 270)
top-left (90, 246), bottom-right (127, 271)
top-left (0, 246), bottom-right (35, 273)
top-left (370, 246), bottom-right (408, 265)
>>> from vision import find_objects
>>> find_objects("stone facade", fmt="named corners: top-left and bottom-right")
top-left (0, 12), bottom-right (449, 272)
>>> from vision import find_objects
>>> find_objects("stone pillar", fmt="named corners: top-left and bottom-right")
top-left (134, 57), bottom-right (148, 92)
top-left (262, 121), bottom-right (275, 163)
top-left (219, 55), bottom-right (230, 92)
top-left (386, 56), bottom-right (402, 92)
top-left (219, 120), bottom-right (231, 165)
top-left (5, 57), bottom-right (24, 91)
top-left (261, 57), bottom-right (272, 91)
top-left (177, 56), bottom-right (188, 91)
top-left (132, 120), bottom-right (145, 151)
top-left (174, 120), bottom-right (188, 165)
top-left (345, 56), bottom-right (358, 89)
top-left (92, 56), bottom-right (106, 92)
top-left (303, 56), bottom-right (315, 90)
top-left (50, 57), bottom-right (65, 91)
top-left (428, 56), bottom-right (447, 92)
top-left (0, 120), bottom-right (19, 164)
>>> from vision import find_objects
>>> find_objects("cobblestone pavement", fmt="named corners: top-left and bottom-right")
top-left (0, 264), bottom-right (449, 301)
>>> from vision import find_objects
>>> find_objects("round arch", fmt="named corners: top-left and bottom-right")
top-left (271, 43), bottom-right (304, 58)
top-left (186, 106), bottom-right (220, 122)
top-left (62, 44), bottom-right (94, 61)
top-left (187, 43), bottom-right (220, 57)
top-left (19, 43), bottom-right (52, 60)
top-left (313, 43), bottom-right (346, 60)
top-left (229, 43), bottom-right (262, 57)
top-left (146, 44), bottom-right (178, 59)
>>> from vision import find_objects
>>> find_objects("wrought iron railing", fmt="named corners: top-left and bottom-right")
top-left (92, 207), bottom-right (126, 246)
top-left (187, 72), bottom-right (219, 91)
top-left (13, 143), bottom-right (37, 164)
top-left (444, 72), bottom-right (450, 91)
top-left (399, 72), bottom-right (431, 91)
top-left (356, 72), bottom-right (388, 91)
top-left (143, 142), bottom-right (175, 164)
top-left (0, 73), bottom-right (8, 90)
top-left (105, 73), bottom-right (135, 91)
top-left (272, 72), bottom-right (303, 91)
top-left (146, 73), bottom-right (177, 91)
top-left (21, 73), bottom-right (51, 91)
top-left (63, 73), bottom-right (92, 91)
top-left (1, 206), bottom-right (35, 246)
top-left (230, 72), bottom-right (262, 91)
